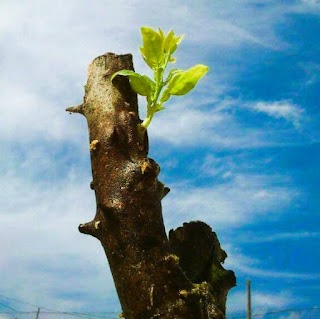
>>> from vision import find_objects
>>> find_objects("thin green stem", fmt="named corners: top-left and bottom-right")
top-left (141, 102), bottom-right (153, 129)
top-left (140, 54), bottom-right (170, 130)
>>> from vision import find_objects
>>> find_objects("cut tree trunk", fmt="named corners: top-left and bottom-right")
top-left (67, 53), bottom-right (236, 319)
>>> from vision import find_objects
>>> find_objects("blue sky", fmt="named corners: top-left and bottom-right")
top-left (0, 1), bottom-right (319, 318)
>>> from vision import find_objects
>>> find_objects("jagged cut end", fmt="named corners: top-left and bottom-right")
top-left (169, 221), bottom-right (236, 317)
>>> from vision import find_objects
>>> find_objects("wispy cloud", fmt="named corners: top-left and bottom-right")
top-left (228, 289), bottom-right (298, 314)
top-left (290, 0), bottom-right (320, 15)
top-left (0, 0), bottom-right (313, 149)
top-left (225, 249), bottom-right (320, 281)
top-left (234, 263), bottom-right (320, 280)
top-left (301, 0), bottom-right (320, 7)
top-left (150, 99), bottom-right (306, 149)
top-left (236, 231), bottom-right (320, 243)
top-left (248, 101), bottom-right (304, 129)
top-left (279, 309), bottom-right (320, 319)
top-left (279, 312), bottom-right (304, 319)
top-left (0, 167), bottom-right (119, 311)
top-left (0, 80), bottom-right (88, 143)
top-left (198, 154), bottom-right (232, 179)
top-left (299, 62), bottom-right (320, 87)
top-left (163, 173), bottom-right (300, 231)
top-left (146, 88), bottom-right (315, 149)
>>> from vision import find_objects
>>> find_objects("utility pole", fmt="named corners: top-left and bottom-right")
top-left (247, 279), bottom-right (252, 319)
top-left (35, 307), bottom-right (40, 319)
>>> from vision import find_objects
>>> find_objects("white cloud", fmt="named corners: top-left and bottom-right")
top-left (237, 231), bottom-right (320, 243)
top-left (248, 101), bottom-right (304, 128)
top-left (302, 0), bottom-right (320, 6)
top-left (0, 142), bottom-right (302, 312)
top-left (0, 168), bottom-right (120, 311)
top-left (227, 289), bottom-right (296, 314)
top-left (299, 62), bottom-right (320, 86)
top-left (149, 98), bottom-right (231, 147)
top-left (192, 1), bottom-right (292, 50)
top-left (279, 309), bottom-right (320, 319)
top-left (0, 80), bottom-right (89, 143)
top-left (0, 0), bottom-right (312, 148)
top-left (192, 151), bottom-right (278, 183)
top-left (290, 0), bottom-right (320, 15)
top-left (233, 263), bottom-right (320, 280)
top-left (279, 312), bottom-right (303, 319)
top-left (224, 249), bottom-right (320, 281)
top-left (198, 155), bottom-right (230, 178)
top-left (149, 99), bottom-right (272, 149)
top-left (163, 173), bottom-right (300, 231)
top-left (146, 94), bottom-right (311, 149)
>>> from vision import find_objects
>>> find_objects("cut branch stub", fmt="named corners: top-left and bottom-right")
top-left (169, 221), bottom-right (236, 318)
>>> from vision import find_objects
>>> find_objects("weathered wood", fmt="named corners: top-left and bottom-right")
top-left (169, 221), bottom-right (236, 317)
top-left (68, 52), bottom-right (235, 319)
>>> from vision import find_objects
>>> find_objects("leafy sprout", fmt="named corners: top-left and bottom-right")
top-left (112, 27), bottom-right (209, 131)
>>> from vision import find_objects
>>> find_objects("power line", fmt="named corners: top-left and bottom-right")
top-left (229, 306), bottom-right (320, 318)
top-left (0, 293), bottom-right (52, 311)
top-left (0, 293), bottom-right (118, 318)
top-left (1, 306), bottom-right (319, 318)
top-left (1, 292), bottom-right (319, 319)
top-left (0, 310), bottom-right (116, 319)
top-left (0, 309), bottom-right (118, 319)
top-left (0, 301), bottom-right (18, 312)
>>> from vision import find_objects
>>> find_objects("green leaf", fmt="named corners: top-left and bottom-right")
top-left (111, 69), bottom-right (134, 81)
top-left (159, 89), bottom-right (171, 103)
top-left (154, 103), bottom-right (165, 113)
top-left (158, 28), bottom-right (165, 41)
top-left (165, 68), bottom-right (184, 84)
top-left (112, 70), bottom-right (155, 97)
top-left (140, 26), bottom-right (165, 69)
top-left (167, 64), bottom-right (209, 96)
top-left (132, 75), bottom-right (155, 97)
top-left (163, 30), bottom-right (184, 55)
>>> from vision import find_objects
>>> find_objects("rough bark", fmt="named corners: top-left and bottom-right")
top-left (67, 52), bottom-right (236, 319)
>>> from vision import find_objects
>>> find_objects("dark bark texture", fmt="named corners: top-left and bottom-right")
top-left (67, 53), bottom-right (236, 319)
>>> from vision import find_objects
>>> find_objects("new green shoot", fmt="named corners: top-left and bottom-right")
top-left (112, 27), bottom-right (209, 131)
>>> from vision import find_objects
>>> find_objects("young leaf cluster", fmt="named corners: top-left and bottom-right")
top-left (112, 27), bottom-right (209, 130)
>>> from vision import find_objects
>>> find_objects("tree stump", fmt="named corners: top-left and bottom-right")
top-left (67, 53), bottom-right (236, 319)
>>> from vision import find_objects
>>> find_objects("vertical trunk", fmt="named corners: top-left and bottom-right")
top-left (67, 53), bottom-right (235, 319)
